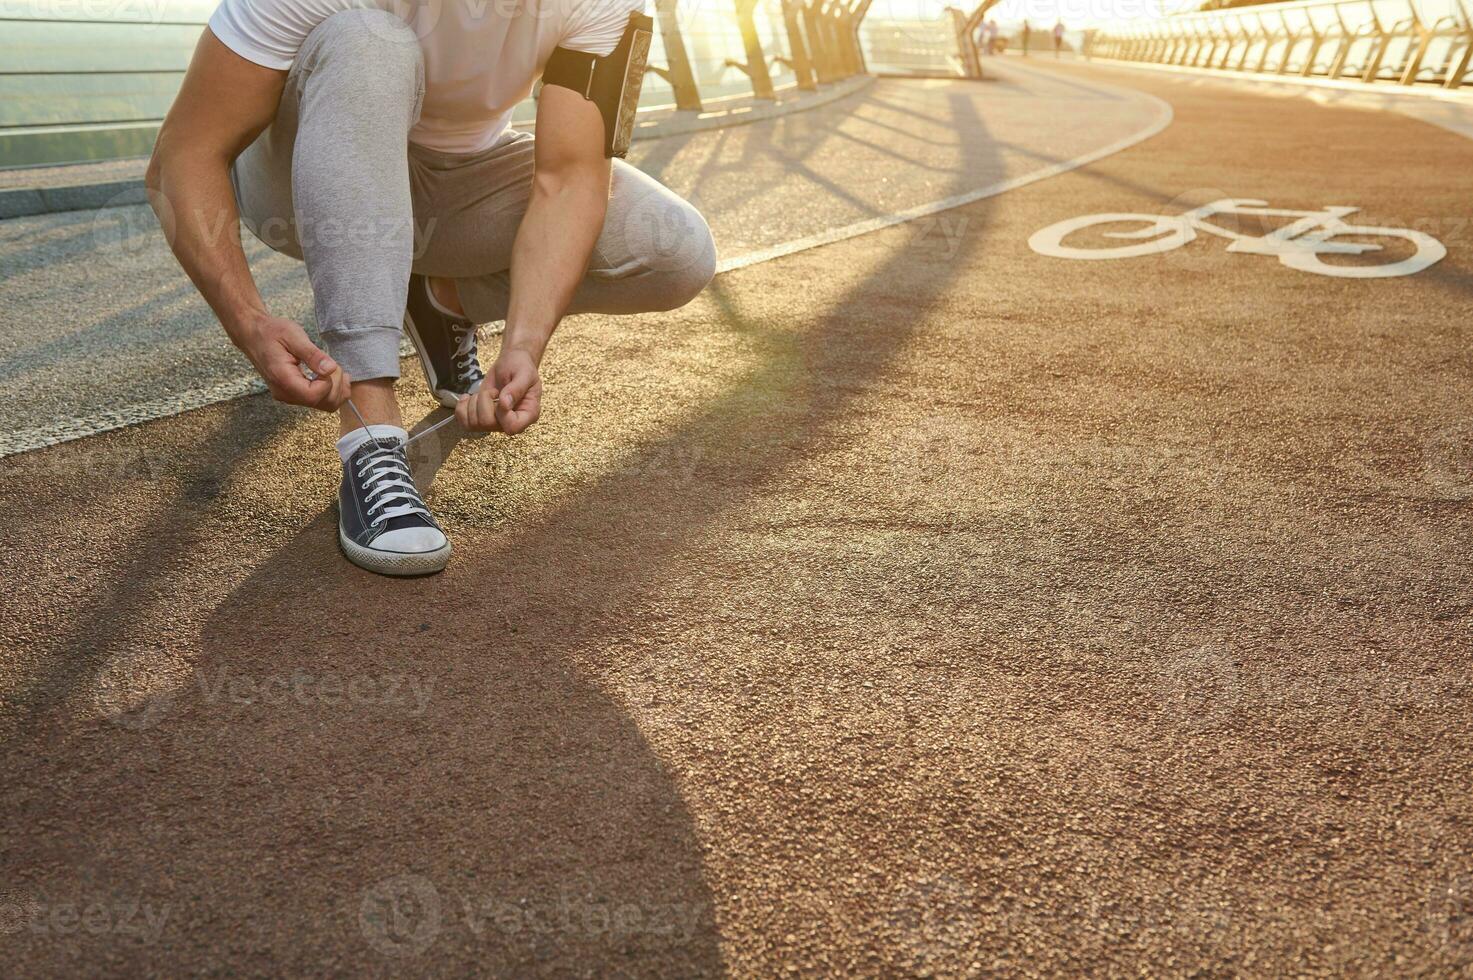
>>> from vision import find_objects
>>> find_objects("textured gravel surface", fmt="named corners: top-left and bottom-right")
top-left (2, 62), bottom-right (1471, 976)
top-left (0, 69), bottom-right (1162, 450)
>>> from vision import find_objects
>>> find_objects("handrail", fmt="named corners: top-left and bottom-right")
top-left (651, 0), bottom-right (703, 111)
top-left (946, 0), bottom-right (1002, 78)
top-left (1086, 0), bottom-right (1472, 88)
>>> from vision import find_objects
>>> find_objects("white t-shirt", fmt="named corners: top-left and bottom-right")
top-left (209, 0), bottom-right (645, 153)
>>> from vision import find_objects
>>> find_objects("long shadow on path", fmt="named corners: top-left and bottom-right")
top-left (4, 91), bottom-right (1008, 975)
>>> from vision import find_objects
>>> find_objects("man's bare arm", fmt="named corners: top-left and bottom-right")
top-left (455, 84), bottom-right (611, 435)
top-left (147, 29), bottom-right (349, 410)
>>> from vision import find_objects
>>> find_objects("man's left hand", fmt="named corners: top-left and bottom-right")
top-left (456, 348), bottom-right (542, 435)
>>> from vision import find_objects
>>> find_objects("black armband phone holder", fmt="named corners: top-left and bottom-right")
top-left (541, 12), bottom-right (654, 158)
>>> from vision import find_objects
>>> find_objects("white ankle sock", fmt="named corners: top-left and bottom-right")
top-left (337, 424), bottom-right (408, 464)
top-left (425, 278), bottom-right (463, 319)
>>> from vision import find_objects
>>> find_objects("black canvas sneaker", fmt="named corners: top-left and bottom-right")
top-left (338, 428), bottom-right (451, 576)
top-left (404, 273), bottom-right (484, 409)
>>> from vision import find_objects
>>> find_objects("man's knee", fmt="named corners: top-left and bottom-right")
top-left (299, 9), bottom-right (424, 96)
top-left (639, 203), bottom-right (717, 311)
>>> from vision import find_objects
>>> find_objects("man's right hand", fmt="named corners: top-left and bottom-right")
top-left (237, 313), bottom-right (352, 411)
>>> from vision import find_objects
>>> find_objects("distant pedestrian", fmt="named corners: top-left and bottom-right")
top-left (1052, 20), bottom-right (1065, 57)
top-left (984, 19), bottom-right (1000, 55)
top-left (1022, 20), bottom-right (1030, 56)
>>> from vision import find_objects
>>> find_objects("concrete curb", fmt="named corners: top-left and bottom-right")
top-left (629, 74), bottom-right (874, 141)
top-left (0, 179), bottom-right (148, 221)
top-left (0, 76), bottom-right (876, 222)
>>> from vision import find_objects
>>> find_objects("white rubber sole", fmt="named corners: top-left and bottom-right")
top-left (339, 528), bottom-right (452, 577)
top-left (403, 311), bottom-right (471, 410)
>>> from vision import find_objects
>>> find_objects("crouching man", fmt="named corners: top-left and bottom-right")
top-left (147, 0), bottom-right (716, 575)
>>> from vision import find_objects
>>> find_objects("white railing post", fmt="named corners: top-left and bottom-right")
top-left (1231, 15), bottom-right (1254, 69)
top-left (1252, 13), bottom-right (1275, 71)
top-left (1361, 3), bottom-right (1392, 81)
top-left (1400, 0), bottom-right (1433, 83)
top-left (1328, 4), bottom-right (1357, 77)
top-left (1448, 0), bottom-right (1473, 86)
top-left (1276, 11), bottom-right (1296, 73)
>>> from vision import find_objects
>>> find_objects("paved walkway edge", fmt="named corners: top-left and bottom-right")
top-left (0, 77), bottom-right (877, 222)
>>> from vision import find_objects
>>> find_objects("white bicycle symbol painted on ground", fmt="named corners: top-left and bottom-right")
top-left (1029, 199), bottom-right (1446, 278)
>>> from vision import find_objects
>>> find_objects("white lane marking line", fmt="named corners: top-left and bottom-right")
top-left (4, 376), bottom-right (266, 456)
top-left (1, 85), bottom-right (1173, 460)
top-left (717, 91), bottom-right (1172, 275)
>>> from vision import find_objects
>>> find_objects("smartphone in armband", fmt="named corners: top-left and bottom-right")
top-left (541, 12), bottom-right (655, 158)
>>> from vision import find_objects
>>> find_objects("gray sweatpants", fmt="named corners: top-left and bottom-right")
top-left (231, 9), bottom-right (717, 381)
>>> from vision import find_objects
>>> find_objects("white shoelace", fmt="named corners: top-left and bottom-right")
top-left (355, 439), bottom-right (431, 525)
top-left (451, 322), bottom-right (484, 389)
top-left (342, 400), bottom-right (458, 526)
top-left (301, 365), bottom-right (461, 524)
top-left (342, 396), bottom-right (457, 451)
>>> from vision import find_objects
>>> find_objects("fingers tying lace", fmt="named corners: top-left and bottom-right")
top-left (341, 396), bottom-right (458, 450)
top-left (302, 362), bottom-right (460, 452)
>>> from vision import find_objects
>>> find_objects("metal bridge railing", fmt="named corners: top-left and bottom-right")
top-left (946, 0), bottom-right (1002, 79)
top-left (1085, 0), bottom-right (1473, 90)
top-left (0, 0), bottom-right (878, 169)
